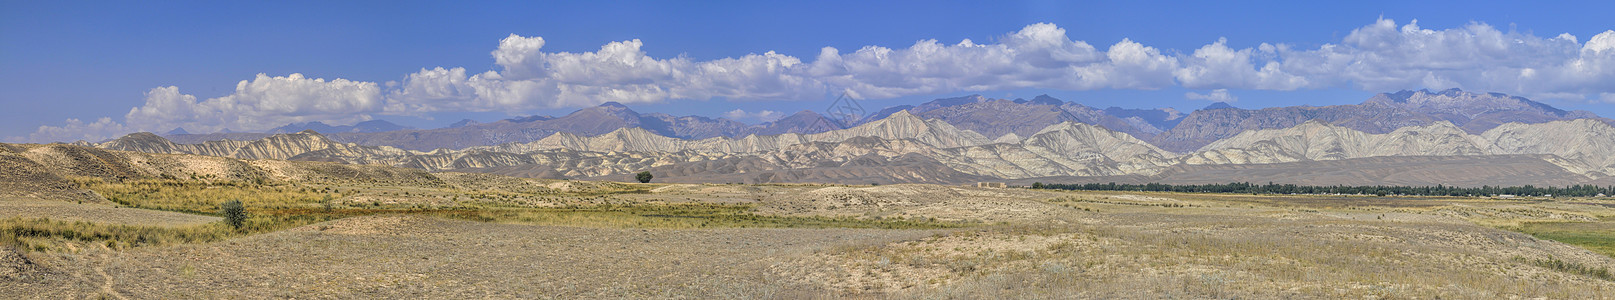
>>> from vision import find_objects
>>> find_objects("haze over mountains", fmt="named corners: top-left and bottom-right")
top-left (63, 89), bottom-right (1615, 187)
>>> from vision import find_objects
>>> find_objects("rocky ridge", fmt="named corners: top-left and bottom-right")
top-left (1152, 89), bottom-right (1613, 152)
top-left (87, 90), bottom-right (1615, 185)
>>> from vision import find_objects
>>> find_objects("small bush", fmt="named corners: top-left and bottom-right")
top-left (635, 171), bottom-right (654, 183)
top-left (220, 200), bottom-right (247, 230)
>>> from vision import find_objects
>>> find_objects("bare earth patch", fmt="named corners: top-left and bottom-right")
top-left (5, 215), bottom-right (939, 299)
top-left (0, 197), bottom-right (218, 227)
top-left (5, 182), bottom-right (1615, 298)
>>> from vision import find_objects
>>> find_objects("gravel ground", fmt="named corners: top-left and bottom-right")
top-left (4, 215), bottom-right (940, 299)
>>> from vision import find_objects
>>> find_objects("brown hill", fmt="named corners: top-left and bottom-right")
top-left (0, 145), bottom-right (101, 202)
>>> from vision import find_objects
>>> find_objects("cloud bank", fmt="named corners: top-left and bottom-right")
top-left (22, 18), bottom-right (1615, 142)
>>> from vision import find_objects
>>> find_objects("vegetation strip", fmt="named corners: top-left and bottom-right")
top-left (1034, 182), bottom-right (1615, 197)
top-left (4, 179), bottom-right (968, 252)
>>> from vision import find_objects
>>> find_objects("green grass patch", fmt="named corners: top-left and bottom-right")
top-left (1514, 221), bottom-right (1615, 258)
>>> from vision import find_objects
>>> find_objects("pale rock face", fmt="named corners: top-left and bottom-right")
top-left (91, 104), bottom-right (1615, 182)
top-left (1480, 119), bottom-right (1615, 177)
top-left (1181, 119), bottom-right (1615, 178)
top-left (467, 110), bottom-right (991, 155)
top-left (99, 130), bottom-right (411, 161)
top-left (1156, 89), bottom-right (1605, 153)
top-left (991, 133), bottom-right (1023, 144)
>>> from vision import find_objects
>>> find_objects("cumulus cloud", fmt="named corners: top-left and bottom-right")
top-left (723, 109), bottom-right (784, 122)
top-left (124, 73), bottom-right (382, 134)
top-left (393, 23), bottom-right (1183, 111)
top-left (28, 73), bottom-right (382, 142)
top-left (20, 19), bottom-right (1615, 142)
top-left (1263, 18), bottom-right (1604, 95)
top-left (1185, 89), bottom-right (1238, 102)
top-left (25, 117), bottom-right (128, 143)
top-left (1174, 39), bottom-right (1307, 90)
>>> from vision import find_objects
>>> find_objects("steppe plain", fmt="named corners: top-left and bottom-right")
top-left (3, 167), bottom-right (1614, 299)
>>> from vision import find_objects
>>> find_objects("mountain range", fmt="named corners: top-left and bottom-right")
top-left (67, 88), bottom-right (1615, 186)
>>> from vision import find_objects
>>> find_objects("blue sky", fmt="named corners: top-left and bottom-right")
top-left (5, 0), bottom-right (1615, 142)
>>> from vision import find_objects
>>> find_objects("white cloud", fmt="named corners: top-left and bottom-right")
top-left (21, 20), bottom-right (1615, 143)
top-left (124, 73), bottom-right (381, 134)
top-left (1269, 18), bottom-right (1597, 95)
top-left (364, 20), bottom-right (1615, 114)
top-left (1185, 89), bottom-right (1238, 102)
top-left (27, 74), bottom-right (382, 142)
top-left (1174, 38), bottom-right (1307, 90)
top-left (26, 117), bottom-right (128, 143)
top-left (722, 109), bottom-right (784, 122)
top-left (395, 22), bottom-right (1184, 111)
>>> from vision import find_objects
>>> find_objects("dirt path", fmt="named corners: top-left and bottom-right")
top-left (93, 249), bottom-right (127, 300)
top-left (0, 197), bottom-right (218, 227)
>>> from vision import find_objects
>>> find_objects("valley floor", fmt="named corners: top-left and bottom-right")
top-left (4, 181), bottom-right (1615, 299)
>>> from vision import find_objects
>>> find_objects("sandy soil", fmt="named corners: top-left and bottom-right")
top-left (0, 197), bottom-right (219, 227)
top-left (3, 215), bottom-right (939, 299)
top-left (4, 184), bottom-right (1615, 299)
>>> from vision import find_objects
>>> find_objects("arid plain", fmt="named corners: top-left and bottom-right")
top-left (3, 143), bottom-right (1614, 299)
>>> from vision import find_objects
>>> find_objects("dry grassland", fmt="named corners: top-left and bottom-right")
top-left (2, 179), bottom-right (1614, 299)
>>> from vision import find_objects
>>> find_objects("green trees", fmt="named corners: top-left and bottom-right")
top-left (635, 171), bottom-right (654, 183)
top-left (220, 200), bottom-right (247, 230)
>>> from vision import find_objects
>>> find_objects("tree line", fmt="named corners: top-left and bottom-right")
top-left (1029, 182), bottom-right (1615, 197)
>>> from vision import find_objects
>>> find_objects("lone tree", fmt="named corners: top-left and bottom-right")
top-left (321, 194), bottom-right (335, 212)
top-left (220, 199), bottom-right (247, 230)
top-left (635, 171), bottom-right (654, 183)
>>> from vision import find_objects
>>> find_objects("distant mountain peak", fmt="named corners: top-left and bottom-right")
top-left (783, 110), bottom-right (824, 118)
top-left (1028, 94), bottom-right (1064, 106)
top-left (164, 127), bottom-right (190, 135)
top-left (577, 101), bottom-right (640, 118)
top-left (446, 119), bottom-right (481, 128)
top-left (1201, 102), bottom-right (1237, 110)
top-left (1366, 89), bottom-right (1567, 115)
top-left (923, 94), bottom-right (990, 108)
top-left (886, 109), bottom-right (917, 118)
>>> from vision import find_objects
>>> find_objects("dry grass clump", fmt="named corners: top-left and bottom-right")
top-left (0, 217), bottom-right (233, 252)
top-left (1519, 255), bottom-right (1614, 281)
top-left (800, 214), bottom-right (1615, 299)
top-left (433, 172), bottom-right (562, 194)
top-left (0, 213), bottom-right (344, 253)
top-left (79, 177), bottom-right (337, 214)
top-left (32, 177), bottom-right (969, 254)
